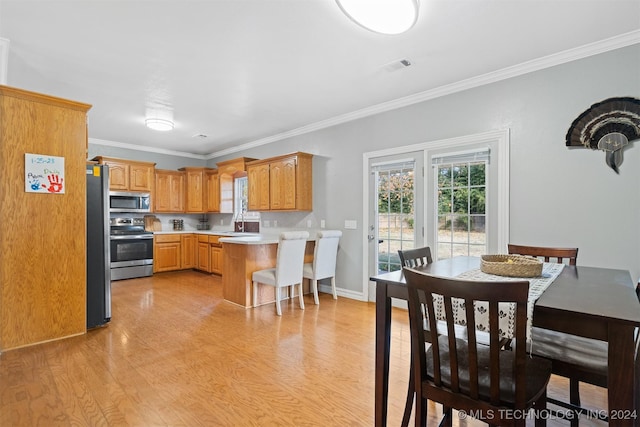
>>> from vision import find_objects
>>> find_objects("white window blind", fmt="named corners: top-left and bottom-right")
top-left (371, 158), bottom-right (416, 172)
top-left (431, 148), bottom-right (490, 166)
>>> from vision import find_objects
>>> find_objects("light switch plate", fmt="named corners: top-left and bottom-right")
top-left (344, 220), bottom-right (357, 229)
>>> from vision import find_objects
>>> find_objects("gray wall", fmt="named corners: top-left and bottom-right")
top-left (90, 44), bottom-right (640, 297)
top-left (88, 144), bottom-right (207, 170)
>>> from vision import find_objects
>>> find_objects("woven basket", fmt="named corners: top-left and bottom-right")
top-left (480, 254), bottom-right (543, 277)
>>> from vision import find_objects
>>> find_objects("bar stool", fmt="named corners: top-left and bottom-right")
top-left (252, 231), bottom-right (309, 316)
top-left (303, 230), bottom-right (342, 304)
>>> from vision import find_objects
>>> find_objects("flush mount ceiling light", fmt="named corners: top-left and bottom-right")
top-left (336, 0), bottom-right (419, 35)
top-left (145, 118), bottom-right (174, 131)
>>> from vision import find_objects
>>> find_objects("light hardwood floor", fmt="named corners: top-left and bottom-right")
top-left (0, 271), bottom-right (608, 426)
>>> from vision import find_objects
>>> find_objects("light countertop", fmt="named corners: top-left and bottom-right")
top-left (153, 230), bottom-right (316, 245)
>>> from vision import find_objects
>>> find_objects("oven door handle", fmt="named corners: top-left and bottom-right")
top-left (110, 235), bottom-right (154, 240)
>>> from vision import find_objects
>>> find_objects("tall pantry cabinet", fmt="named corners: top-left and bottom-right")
top-left (0, 85), bottom-right (91, 351)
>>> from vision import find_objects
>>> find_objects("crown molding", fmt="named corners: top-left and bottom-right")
top-left (89, 30), bottom-right (640, 160)
top-left (89, 138), bottom-right (208, 160)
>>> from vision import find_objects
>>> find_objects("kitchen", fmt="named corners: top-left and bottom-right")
top-left (0, 0), bottom-right (639, 424)
top-left (91, 153), bottom-right (318, 311)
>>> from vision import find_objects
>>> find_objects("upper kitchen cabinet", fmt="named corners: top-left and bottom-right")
top-left (216, 157), bottom-right (256, 213)
top-left (0, 85), bottom-right (90, 351)
top-left (155, 169), bottom-right (185, 213)
top-left (206, 169), bottom-right (220, 213)
top-left (246, 152), bottom-right (312, 211)
top-left (92, 156), bottom-right (155, 192)
top-left (179, 167), bottom-right (215, 213)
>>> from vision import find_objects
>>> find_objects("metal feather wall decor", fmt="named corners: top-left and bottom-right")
top-left (565, 97), bottom-right (640, 173)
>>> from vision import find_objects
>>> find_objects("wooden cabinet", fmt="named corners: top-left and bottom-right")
top-left (209, 235), bottom-right (223, 275)
top-left (206, 170), bottom-right (220, 212)
top-left (92, 156), bottom-right (155, 192)
top-left (155, 169), bottom-right (185, 212)
top-left (197, 235), bottom-right (210, 272)
top-left (104, 160), bottom-right (128, 190)
top-left (246, 152), bottom-right (312, 211)
top-left (181, 234), bottom-right (197, 269)
top-left (180, 167), bottom-right (215, 213)
top-left (0, 86), bottom-right (90, 351)
top-left (247, 163), bottom-right (270, 211)
top-left (154, 234), bottom-right (182, 273)
top-left (194, 235), bottom-right (225, 275)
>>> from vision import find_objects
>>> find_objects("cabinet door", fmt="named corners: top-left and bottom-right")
top-left (270, 157), bottom-right (296, 210)
top-left (155, 171), bottom-right (184, 213)
top-left (210, 245), bottom-right (223, 275)
top-left (170, 173), bottom-right (185, 212)
top-left (206, 171), bottom-right (220, 212)
top-left (248, 163), bottom-right (270, 211)
top-left (197, 241), bottom-right (210, 272)
top-left (185, 169), bottom-right (205, 213)
top-left (155, 172), bottom-right (172, 212)
top-left (154, 242), bottom-right (181, 272)
top-left (129, 163), bottom-right (154, 192)
top-left (104, 160), bottom-right (129, 191)
top-left (181, 234), bottom-right (196, 269)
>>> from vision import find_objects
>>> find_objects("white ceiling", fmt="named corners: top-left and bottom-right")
top-left (1, 0), bottom-right (639, 158)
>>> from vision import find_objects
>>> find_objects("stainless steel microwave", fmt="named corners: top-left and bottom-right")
top-left (109, 191), bottom-right (151, 213)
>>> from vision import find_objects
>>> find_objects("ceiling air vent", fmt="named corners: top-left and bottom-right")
top-left (383, 58), bottom-right (412, 72)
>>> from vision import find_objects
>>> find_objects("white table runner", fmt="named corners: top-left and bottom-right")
top-left (432, 262), bottom-right (565, 339)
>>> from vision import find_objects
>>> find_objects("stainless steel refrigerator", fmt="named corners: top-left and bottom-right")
top-left (86, 164), bottom-right (111, 328)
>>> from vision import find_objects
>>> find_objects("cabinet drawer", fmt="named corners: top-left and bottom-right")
top-left (198, 235), bottom-right (209, 243)
top-left (209, 235), bottom-right (221, 245)
top-left (155, 234), bottom-right (181, 243)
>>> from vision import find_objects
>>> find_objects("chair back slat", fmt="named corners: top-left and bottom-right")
top-left (464, 298), bottom-right (480, 400)
top-left (404, 268), bottom-right (531, 409)
top-left (508, 244), bottom-right (578, 266)
top-left (398, 247), bottom-right (433, 269)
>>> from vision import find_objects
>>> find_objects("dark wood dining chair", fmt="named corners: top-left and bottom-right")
top-left (507, 244), bottom-right (604, 426)
top-left (398, 246), bottom-right (433, 268)
top-left (397, 247), bottom-right (434, 426)
top-left (404, 267), bottom-right (552, 426)
top-left (507, 244), bottom-right (578, 265)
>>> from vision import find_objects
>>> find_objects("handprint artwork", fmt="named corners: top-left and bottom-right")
top-left (42, 174), bottom-right (64, 193)
top-left (29, 179), bottom-right (41, 191)
top-left (25, 154), bottom-right (65, 194)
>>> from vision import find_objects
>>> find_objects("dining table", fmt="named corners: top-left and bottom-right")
top-left (371, 256), bottom-right (640, 427)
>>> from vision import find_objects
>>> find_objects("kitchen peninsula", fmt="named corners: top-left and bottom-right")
top-left (220, 234), bottom-right (315, 308)
top-left (153, 230), bottom-right (315, 308)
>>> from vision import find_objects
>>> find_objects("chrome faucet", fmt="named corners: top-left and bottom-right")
top-left (238, 209), bottom-right (245, 232)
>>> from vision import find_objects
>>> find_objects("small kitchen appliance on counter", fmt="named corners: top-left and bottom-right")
top-left (197, 214), bottom-right (210, 230)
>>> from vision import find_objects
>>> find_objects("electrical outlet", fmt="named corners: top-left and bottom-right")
top-left (307, 220), bottom-right (312, 228)
top-left (274, 220), bottom-right (278, 228)
top-left (220, 219), bottom-right (223, 225)
top-left (263, 220), bottom-right (270, 228)
top-left (320, 219), bottom-right (325, 228)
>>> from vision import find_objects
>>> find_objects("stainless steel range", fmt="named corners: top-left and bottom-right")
top-left (110, 217), bottom-right (153, 280)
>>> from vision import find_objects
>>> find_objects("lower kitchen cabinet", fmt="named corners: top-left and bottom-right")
top-left (154, 233), bottom-right (224, 275)
top-left (154, 234), bottom-right (182, 272)
top-left (209, 236), bottom-right (223, 275)
top-left (197, 235), bottom-right (210, 272)
top-left (181, 234), bottom-right (197, 269)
